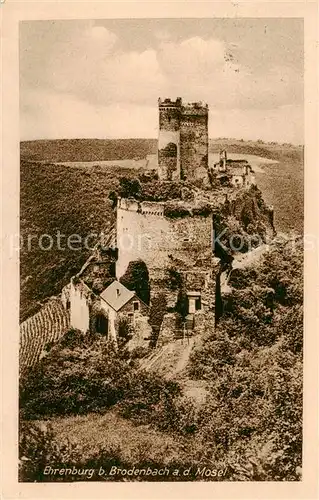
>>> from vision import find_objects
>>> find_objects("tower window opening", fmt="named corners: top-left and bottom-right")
top-left (195, 297), bottom-right (202, 311)
top-left (133, 301), bottom-right (140, 312)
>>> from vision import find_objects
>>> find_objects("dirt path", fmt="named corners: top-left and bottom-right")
top-left (167, 338), bottom-right (195, 379)
top-left (139, 336), bottom-right (200, 380)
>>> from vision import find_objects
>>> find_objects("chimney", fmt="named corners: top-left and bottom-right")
top-left (116, 288), bottom-right (120, 298)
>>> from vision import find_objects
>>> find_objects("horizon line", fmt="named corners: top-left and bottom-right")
top-left (19, 137), bottom-right (304, 147)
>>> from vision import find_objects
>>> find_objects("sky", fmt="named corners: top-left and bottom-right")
top-left (20, 18), bottom-right (304, 143)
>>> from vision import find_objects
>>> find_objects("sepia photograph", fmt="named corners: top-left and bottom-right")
top-left (15, 14), bottom-right (307, 485)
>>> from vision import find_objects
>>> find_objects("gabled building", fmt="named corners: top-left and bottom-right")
top-left (61, 279), bottom-right (149, 345)
top-left (97, 280), bottom-right (149, 341)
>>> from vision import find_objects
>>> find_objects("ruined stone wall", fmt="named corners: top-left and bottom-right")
top-left (183, 258), bottom-right (220, 312)
top-left (158, 98), bottom-right (181, 181)
top-left (180, 104), bottom-right (208, 180)
top-left (116, 198), bottom-right (213, 281)
top-left (231, 174), bottom-right (245, 188)
top-left (69, 280), bottom-right (91, 333)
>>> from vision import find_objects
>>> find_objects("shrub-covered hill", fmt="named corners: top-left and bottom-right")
top-left (20, 161), bottom-right (138, 322)
top-left (19, 239), bottom-right (303, 482)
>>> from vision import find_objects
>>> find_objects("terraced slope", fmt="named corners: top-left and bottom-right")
top-left (19, 298), bottom-right (70, 373)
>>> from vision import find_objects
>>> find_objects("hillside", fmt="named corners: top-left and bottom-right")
top-left (209, 139), bottom-right (303, 234)
top-left (20, 139), bottom-right (157, 163)
top-left (21, 138), bottom-right (303, 164)
top-left (19, 239), bottom-right (303, 482)
top-left (209, 137), bottom-right (303, 163)
top-left (20, 161), bottom-right (137, 321)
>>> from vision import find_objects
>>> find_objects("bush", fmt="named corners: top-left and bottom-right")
top-left (19, 328), bottom-right (184, 429)
top-left (19, 420), bottom-right (97, 482)
top-left (117, 370), bottom-right (181, 430)
top-left (185, 240), bottom-right (303, 479)
top-left (192, 204), bottom-right (212, 217)
top-left (117, 317), bottom-right (132, 348)
top-left (175, 289), bottom-right (188, 320)
top-left (149, 293), bottom-right (167, 346)
top-left (118, 177), bottom-right (142, 199)
top-left (119, 260), bottom-right (150, 305)
top-left (165, 267), bottom-right (182, 291)
top-left (19, 335), bottom-right (134, 419)
top-left (140, 181), bottom-right (182, 201)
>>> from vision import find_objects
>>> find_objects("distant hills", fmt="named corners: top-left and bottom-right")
top-left (20, 139), bottom-right (157, 163)
top-left (20, 138), bottom-right (303, 163)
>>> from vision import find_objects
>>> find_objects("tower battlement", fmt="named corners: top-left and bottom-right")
top-left (158, 97), bottom-right (182, 108)
top-left (182, 102), bottom-right (209, 116)
top-left (117, 197), bottom-right (165, 216)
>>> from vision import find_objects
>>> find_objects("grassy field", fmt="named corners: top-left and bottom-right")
top-left (39, 409), bottom-right (191, 466)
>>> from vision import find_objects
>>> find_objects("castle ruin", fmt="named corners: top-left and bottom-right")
top-left (213, 150), bottom-right (256, 189)
top-left (60, 98), bottom-right (222, 346)
top-left (20, 96), bottom-right (273, 370)
top-left (158, 97), bottom-right (209, 181)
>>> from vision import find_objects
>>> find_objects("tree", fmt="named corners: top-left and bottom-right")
top-left (165, 267), bottom-right (182, 291)
top-left (118, 177), bottom-right (141, 199)
top-left (149, 293), bottom-right (167, 346)
top-left (119, 260), bottom-right (150, 305)
top-left (117, 317), bottom-right (132, 349)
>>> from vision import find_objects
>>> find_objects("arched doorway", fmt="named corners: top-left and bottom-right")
top-left (95, 313), bottom-right (109, 335)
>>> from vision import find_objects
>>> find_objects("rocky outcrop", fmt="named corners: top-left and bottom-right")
top-left (213, 185), bottom-right (275, 255)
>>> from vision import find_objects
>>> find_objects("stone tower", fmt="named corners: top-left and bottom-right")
top-left (157, 97), bottom-right (182, 181)
top-left (180, 101), bottom-right (209, 180)
top-left (158, 97), bottom-right (209, 181)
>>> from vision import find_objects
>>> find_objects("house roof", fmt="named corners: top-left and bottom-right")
top-left (100, 280), bottom-right (136, 312)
